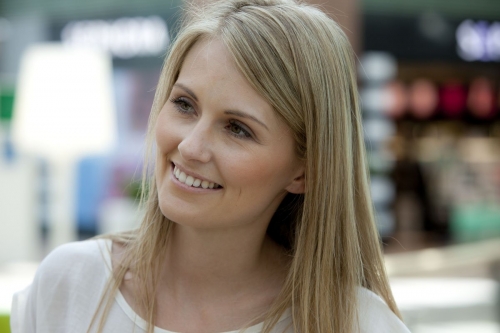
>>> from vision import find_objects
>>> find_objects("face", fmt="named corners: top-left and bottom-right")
top-left (155, 38), bottom-right (305, 231)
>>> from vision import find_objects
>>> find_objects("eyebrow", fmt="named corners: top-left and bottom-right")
top-left (174, 83), bottom-right (198, 102)
top-left (173, 83), bottom-right (269, 131)
top-left (224, 110), bottom-right (269, 130)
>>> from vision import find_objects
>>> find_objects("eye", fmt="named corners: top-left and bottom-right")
top-left (170, 97), bottom-right (195, 114)
top-left (226, 120), bottom-right (252, 139)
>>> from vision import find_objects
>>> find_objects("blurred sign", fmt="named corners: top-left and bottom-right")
top-left (61, 16), bottom-right (170, 59)
top-left (456, 20), bottom-right (500, 62)
top-left (364, 14), bottom-right (500, 62)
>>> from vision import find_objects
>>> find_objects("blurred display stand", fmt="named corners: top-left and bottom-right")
top-left (392, 277), bottom-right (499, 333)
top-left (359, 51), bottom-right (398, 239)
top-left (387, 238), bottom-right (500, 332)
top-left (0, 156), bottom-right (39, 265)
top-left (1, 85), bottom-right (41, 265)
top-left (0, 262), bottom-right (38, 333)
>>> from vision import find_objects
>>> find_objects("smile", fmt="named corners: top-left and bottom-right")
top-left (173, 164), bottom-right (222, 189)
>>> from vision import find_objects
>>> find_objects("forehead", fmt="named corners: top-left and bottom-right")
top-left (178, 38), bottom-right (252, 95)
top-left (176, 38), bottom-right (283, 125)
top-left (182, 38), bottom-right (234, 75)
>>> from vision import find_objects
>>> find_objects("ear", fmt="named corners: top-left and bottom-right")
top-left (285, 165), bottom-right (305, 194)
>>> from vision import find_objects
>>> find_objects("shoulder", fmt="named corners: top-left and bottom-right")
top-left (11, 239), bottom-right (113, 332)
top-left (356, 287), bottom-right (411, 333)
top-left (42, 238), bottom-right (111, 268)
top-left (35, 238), bottom-right (111, 283)
top-left (29, 238), bottom-right (112, 298)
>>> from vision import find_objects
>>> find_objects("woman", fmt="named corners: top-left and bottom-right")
top-left (12, 0), bottom-right (410, 332)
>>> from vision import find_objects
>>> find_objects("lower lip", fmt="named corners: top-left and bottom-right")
top-left (169, 163), bottom-right (222, 193)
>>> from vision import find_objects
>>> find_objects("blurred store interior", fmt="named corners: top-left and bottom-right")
top-left (1, 0), bottom-right (500, 332)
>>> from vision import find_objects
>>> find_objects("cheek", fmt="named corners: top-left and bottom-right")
top-left (155, 112), bottom-right (178, 153)
top-left (219, 147), bottom-right (295, 191)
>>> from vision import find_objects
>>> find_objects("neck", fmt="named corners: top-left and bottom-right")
top-left (159, 222), bottom-right (287, 301)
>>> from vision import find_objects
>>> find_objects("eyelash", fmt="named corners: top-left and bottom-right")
top-left (170, 97), bottom-right (193, 114)
top-left (227, 120), bottom-right (252, 139)
top-left (169, 97), bottom-right (253, 140)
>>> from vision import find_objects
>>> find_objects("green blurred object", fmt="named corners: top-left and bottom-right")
top-left (451, 204), bottom-right (500, 243)
top-left (0, 313), bottom-right (10, 333)
top-left (0, 89), bottom-right (15, 122)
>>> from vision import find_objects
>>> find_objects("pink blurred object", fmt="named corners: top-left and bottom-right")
top-left (467, 77), bottom-right (497, 119)
top-left (384, 80), bottom-right (408, 119)
top-left (440, 82), bottom-right (467, 118)
top-left (409, 79), bottom-right (438, 120)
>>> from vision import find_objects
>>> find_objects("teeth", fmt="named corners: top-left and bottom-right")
top-left (178, 171), bottom-right (186, 182)
top-left (173, 165), bottom-right (220, 189)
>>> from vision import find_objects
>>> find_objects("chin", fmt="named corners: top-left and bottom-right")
top-left (158, 200), bottom-right (207, 228)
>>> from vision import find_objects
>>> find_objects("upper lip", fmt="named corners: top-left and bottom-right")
top-left (171, 162), bottom-right (222, 187)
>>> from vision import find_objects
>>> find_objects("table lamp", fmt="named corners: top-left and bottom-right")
top-left (12, 43), bottom-right (117, 251)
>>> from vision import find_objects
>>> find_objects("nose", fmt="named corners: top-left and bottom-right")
top-left (177, 122), bottom-right (212, 163)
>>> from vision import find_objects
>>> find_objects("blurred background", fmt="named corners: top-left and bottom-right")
top-left (0, 0), bottom-right (499, 332)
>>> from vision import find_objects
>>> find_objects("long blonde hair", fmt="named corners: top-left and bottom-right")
top-left (90, 0), bottom-right (401, 332)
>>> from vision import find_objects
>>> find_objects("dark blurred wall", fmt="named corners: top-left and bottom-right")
top-left (307, 0), bottom-right (361, 54)
top-left (2, 0), bottom-right (181, 20)
top-left (3, 0), bottom-right (500, 22)
top-left (362, 0), bottom-right (500, 20)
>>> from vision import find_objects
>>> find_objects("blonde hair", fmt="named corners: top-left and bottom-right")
top-left (90, 0), bottom-right (401, 332)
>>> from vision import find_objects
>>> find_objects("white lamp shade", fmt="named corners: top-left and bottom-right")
top-left (12, 43), bottom-right (116, 161)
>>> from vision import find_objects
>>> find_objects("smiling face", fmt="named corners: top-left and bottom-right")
top-left (155, 38), bottom-right (304, 231)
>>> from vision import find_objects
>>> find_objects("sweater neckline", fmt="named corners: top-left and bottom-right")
top-left (99, 239), bottom-right (291, 333)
